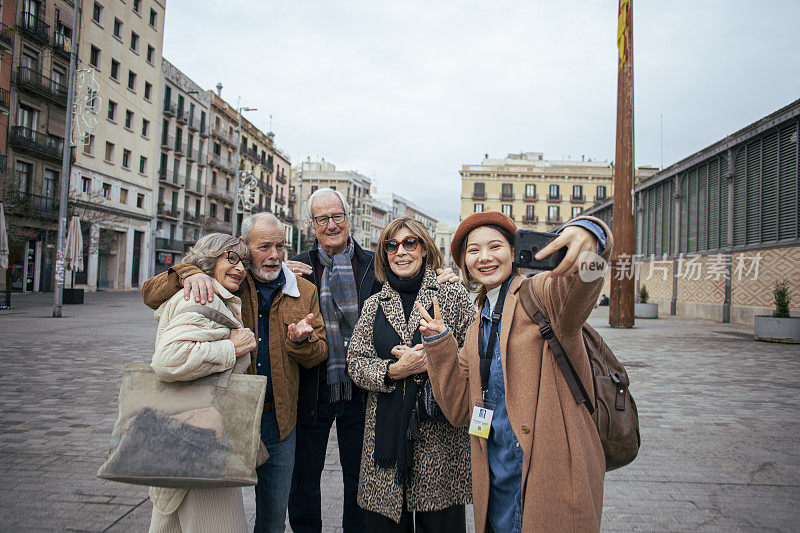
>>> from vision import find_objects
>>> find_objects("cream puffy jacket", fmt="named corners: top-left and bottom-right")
top-left (149, 279), bottom-right (251, 515)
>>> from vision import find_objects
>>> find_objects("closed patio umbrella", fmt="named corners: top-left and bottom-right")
top-left (0, 202), bottom-right (8, 271)
top-left (64, 216), bottom-right (84, 288)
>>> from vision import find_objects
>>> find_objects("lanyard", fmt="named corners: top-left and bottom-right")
top-left (478, 276), bottom-right (513, 394)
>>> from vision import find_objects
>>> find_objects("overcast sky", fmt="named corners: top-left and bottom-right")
top-left (163, 0), bottom-right (800, 225)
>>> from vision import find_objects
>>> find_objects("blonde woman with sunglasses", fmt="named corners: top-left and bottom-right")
top-left (346, 217), bottom-right (475, 532)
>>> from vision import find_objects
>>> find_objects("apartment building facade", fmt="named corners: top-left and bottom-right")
top-left (435, 221), bottom-right (456, 271)
top-left (373, 191), bottom-right (438, 237)
top-left (2, 0), bottom-right (72, 292)
top-left (295, 159), bottom-right (371, 250)
top-left (369, 198), bottom-right (390, 252)
top-left (68, 0), bottom-right (165, 291)
top-left (154, 58), bottom-right (209, 274)
top-left (206, 91), bottom-right (237, 234)
top-left (459, 152), bottom-right (657, 229)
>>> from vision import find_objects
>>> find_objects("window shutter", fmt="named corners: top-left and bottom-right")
top-left (680, 173), bottom-right (689, 254)
top-left (688, 169), bottom-right (698, 252)
top-left (719, 154), bottom-right (729, 248)
top-left (761, 130), bottom-right (779, 243)
top-left (745, 140), bottom-right (761, 245)
top-left (708, 158), bottom-right (720, 250)
top-left (698, 164), bottom-right (708, 251)
top-left (733, 147), bottom-right (747, 246)
top-left (778, 122), bottom-right (798, 240)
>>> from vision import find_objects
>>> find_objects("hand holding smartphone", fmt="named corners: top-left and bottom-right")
top-left (514, 230), bottom-right (568, 270)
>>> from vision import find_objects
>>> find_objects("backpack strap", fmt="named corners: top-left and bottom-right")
top-left (175, 304), bottom-right (243, 388)
top-left (518, 280), bottom-right (595, 414)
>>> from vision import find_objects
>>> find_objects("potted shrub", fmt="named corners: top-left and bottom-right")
top-left (634, 284), bottom-right (658, 319)
top-left (755, 280), bottom-right (799, 343)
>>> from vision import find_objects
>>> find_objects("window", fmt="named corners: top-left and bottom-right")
top-left (223, 207), bottom-right (231, 223)
top-left (89, 45), bottom-right (101, 67)
top-left (137, 193), bottom-right (144, 208)
top-left (596, 185), bottom-right (607, 200)
top-left (572, 185), bottom-right (583, 200)
top-left (130, 31), bottom-right (139, 53)
top-left (127, 70), bottom-right (137, 91)
top-left (120, 188), bottom-right (129, 204)
top-left (124, 109), bottom-right (133, 129)
top-left (133, 0), bottom-right (141, 13)
top-left (212, 171), bottom-right (217, 186)
top-left (548, 205), bottom-right (560, 221)
top-left (122, 149), bottom-right (131, 168)
top-left (525, 183), bottom-right (536, 198)
top-left (82, 176), bottom-right (92, 193)
top-left (473, 203), bottom-right (484, 213)
top-left (501, 183), bottom-right (513, 199)
top-left (107, 100), bottom-right (117, 121)
top-left (113, 17), bottom-right (122, 38)
top-left (139, 156), bottom-right (148, 174)
top-left (92, 2), bottom-right (104, 25)
top-left (141, 119), bottom-right (150, 137)
top-left (87, 88), bottom-right (99, 113)
top-left (225, 177), bottom-right (230, 191)
top-left (83, 134), bottom-right (95, 155)
top-left (102, 182), bottom-right (112, 199)
top-left (501, 204), bottom-right (513, 218)
top-left (210, 203), bottom-right (217, 218)
top-left (549, 184), bottom-right (560, 199)
top-left (44, 170), bottom-right (57, 200)
top-left (146, 45), bottom-right (155, 63)
top-left (110, 59), bottom-right (120, 80)
top-left (104, 141), bottom-right (115, 163)
top-left (526, 204), bottom-right (536, 220)
top-left (144, 82), bottom-right (152, 101)
top-left (149, 8), bottom-right (158, 27)
top-left (13, 161), bottom-right (32, 193)
top-left (17, 103), bottom-right (38, 130)
top-left (571, 206), bottom-right (582, 218)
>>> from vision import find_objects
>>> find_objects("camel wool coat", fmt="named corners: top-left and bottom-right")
top-left (424, 216), bottom-right (613, 533)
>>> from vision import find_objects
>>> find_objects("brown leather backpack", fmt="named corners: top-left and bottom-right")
top-left (519, 282), bottom-right (641, 471)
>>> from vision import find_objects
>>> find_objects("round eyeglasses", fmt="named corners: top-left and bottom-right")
top-left (382, 236), bottom-right (419, 255)
top-left (312, 212), bottom-right (347, 227)
top-left (225, 250), bottom-right (251, 269)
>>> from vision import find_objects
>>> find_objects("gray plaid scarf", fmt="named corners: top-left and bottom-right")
top-left (318, 238), bottom-right (359, 402)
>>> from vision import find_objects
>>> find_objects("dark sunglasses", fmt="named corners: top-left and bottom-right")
top-left (382, 236), bottom-right (419, 255)
top-left (225, 250), bottom-right (251, 269)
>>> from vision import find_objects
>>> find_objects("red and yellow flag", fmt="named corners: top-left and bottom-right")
top-left (617, 0), bottom-right (631, 67)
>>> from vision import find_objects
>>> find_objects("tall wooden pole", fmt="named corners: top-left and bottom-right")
top-left (610, 0), bottom-right (635, 328)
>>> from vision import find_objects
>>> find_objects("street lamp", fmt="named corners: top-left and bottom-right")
top-left (232, 99), bottom-right (257, 236)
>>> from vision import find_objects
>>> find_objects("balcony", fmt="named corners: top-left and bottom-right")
top-left (18, 12), bottom-right (50, 44)
top-left (176, 108), bottom-right (188, 125)
top-left (209, 153), bottom-right (236, 174)
top-left (0, 23), bottom-right (14, 50)
top-left (163, 102), bottom-right (176, 117)
top-left (52, 31), bottom-right (72, 58)
top-left (15, 66), bottom-right (68, 106)
top-left (522, 215), bottom-right (539, 224)
top-left (206, 184), bottom-right (234, 202)
top-left (160, 134), bottom-right (173, 151)
top-left (199, 123), bottom-right (208, 138)
top-left (523, 194), bottom-right (538, 202)
top-left (500, 192), bottom-right (514, 201)
top-left (471, 191), bottom-right (486, 200)
top-left (242, 145), bottom-right (259, 162)
top-left (258, 182), bottom-right (273, 196)
top-left (275, 195), bottom-right (286, 206)
top-left (174, 142), bottom-right (185, 157)
top-left (9, 127), bottom-right (64, 161)
top-left (5, 191), bottom-right (60, 218)
top-left (275, 173), bottom-right (287, 185)
top-left (211, 127), bottom-right (236, 147)
top-left (188, 117), bottom-right (198, 132)
top-left (155, 238), bottom-right (183, 252)
top-left (547, 216), bottom-right (563, 224)
top-left (158, 206), bottom-right (181, 220)
top-left (0, 88), bottom-right (9, 110)
top-left (570, 195), bottom-right (585, 203)
top-left (594, 195), bottom-right (607, 203)
top-left (547, 194), bottom-right (562, 202)
top-left (157, 167), bottom-right (168, 182)
top-left (183, 212), bottom-right (201, 225)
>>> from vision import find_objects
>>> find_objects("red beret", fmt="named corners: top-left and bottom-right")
top-left (451, 211), bottom-right (517, 266)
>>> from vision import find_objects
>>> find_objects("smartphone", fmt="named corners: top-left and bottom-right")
top-left (514, 230), bottom-right (567, 270)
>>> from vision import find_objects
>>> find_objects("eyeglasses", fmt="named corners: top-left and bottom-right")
top-left (225, 250), bottom-right (251, 269)
top-left (382, 236), bottom-right (419, 255)
top-left (312, 212), bottom-right (347, 227)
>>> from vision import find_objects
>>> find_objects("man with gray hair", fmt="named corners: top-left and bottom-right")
top-left (285, 188), bottom-right (458, 533)
top-left (142, 211), bottom-right (328, 532)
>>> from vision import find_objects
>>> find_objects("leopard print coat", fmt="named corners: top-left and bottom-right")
top-left (346, 268), bottom-right (475, 522)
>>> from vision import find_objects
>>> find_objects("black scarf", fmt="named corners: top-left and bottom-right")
top-left (373, 267), bottom-right (427, 485)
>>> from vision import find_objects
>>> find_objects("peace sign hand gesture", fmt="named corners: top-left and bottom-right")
top-left (415, 297), bottom-right (447, 337)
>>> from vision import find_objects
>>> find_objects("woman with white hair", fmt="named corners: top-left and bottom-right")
top-left (148, 233), bottom-right (258, 533)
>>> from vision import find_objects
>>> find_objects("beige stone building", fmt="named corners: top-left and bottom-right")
top-left (294, 159), bottom-right (371, 251)
top-left (369, 198), bottom-right (391, 252)
top-left (373, 191), bottom-right (438, 238)
top-left (206, 90), bottom-right (237, 234)
top-left (69, 0), bottom-right (166, 290)
top-left (459, 152), bottom-right (657, 229)
top-left (435, 221), bottom-right (456, 271)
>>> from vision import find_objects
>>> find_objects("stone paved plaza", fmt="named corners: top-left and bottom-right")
top-left (0, 290), bottom-right (798, 531)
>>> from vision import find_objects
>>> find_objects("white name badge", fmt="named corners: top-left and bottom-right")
top-left (468, 400), bottom-right (494, 439)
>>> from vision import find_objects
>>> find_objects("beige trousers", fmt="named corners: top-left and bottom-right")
top-left (148, 487), bottom-right (247, 533)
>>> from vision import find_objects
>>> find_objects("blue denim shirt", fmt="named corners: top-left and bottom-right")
top-left (482, 276), bottom-right (523, 533)
top-left (255, 270), bottom-right (286, 403)
top-left (561, 219), bottom-right (606, 253)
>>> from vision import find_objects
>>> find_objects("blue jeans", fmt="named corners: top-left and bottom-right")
top-left (288, 386), bottom-right (366, 533)
top-left (254, 409), bottom-right (296, 533)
